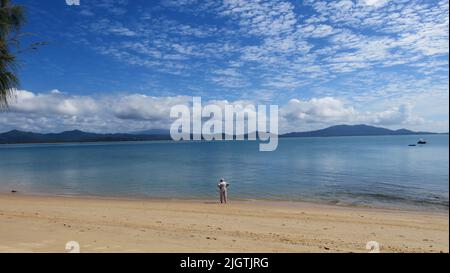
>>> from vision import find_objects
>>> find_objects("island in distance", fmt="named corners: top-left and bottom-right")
top-left (0, 124), bottom-right (441, 144)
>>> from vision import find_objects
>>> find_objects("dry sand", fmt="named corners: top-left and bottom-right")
top-left (0, 194), bottom-right (448, 253)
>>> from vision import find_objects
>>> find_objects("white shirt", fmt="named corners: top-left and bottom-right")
top-left (218, 181), bottom-right (229, 192)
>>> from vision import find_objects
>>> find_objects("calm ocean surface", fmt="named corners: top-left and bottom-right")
top-left (0, 135), bottom-right (448, 211)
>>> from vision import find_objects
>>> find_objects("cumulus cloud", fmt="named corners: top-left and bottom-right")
top-left (0, 90), bottom-right (435, 134)
top-left (10, 90), bottom-right (98, 116)
top-left (278, 97), bottom-right (429, 133)
top-left (370, 104), bottom-right (424, 126)
top-left (281, 97), bottom-right (356, 124)
top-left (1, 90), bottom-right (189, 133)
top-left (113, 94), bottom-right (191, 121)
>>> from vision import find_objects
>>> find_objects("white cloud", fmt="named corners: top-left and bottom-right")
top-left (10, 90), bottom-right (98, 116)
top-left (362, 0), bottom-right (389, 8)
top-left (218, 0), bottom-right (297, 36)
top-left (308, 24), bottom-right (335, 38)
top-left (7, 0), bottom-right (450, 134)
top-left (279, 97), bottom-right (431, 133)
top-left (90, 19), bottom-right (137, 37)
top-left (113, 94), bottom-right (191, 121)
top-left (1, 90), bottom-right (440, 134)
top-left (370, 104), bottom-right (424, 126)
top-left (68, 0), bottom-right (449, 102)
top-left (281, 97), bottom-right (356, 125)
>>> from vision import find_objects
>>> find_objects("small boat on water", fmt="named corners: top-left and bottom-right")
top-left (408, 144), bottom-right (416, 147)
top-left (417, 139), bottom-right (427, 144)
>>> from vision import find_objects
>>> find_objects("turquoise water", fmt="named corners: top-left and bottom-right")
top-left (0, 135), bottom-right (448, 211)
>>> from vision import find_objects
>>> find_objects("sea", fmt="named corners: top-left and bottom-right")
top-left (0, 135), bottom-right (448, 211)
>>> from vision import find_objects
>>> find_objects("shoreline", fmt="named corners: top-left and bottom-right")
top-left (1, 191), bottom-right (448, 214)
top-left (0, 193), bottom-right (448, 253)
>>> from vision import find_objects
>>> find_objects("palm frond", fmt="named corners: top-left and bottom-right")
top-left (0, 0), bottom-right (25, 108)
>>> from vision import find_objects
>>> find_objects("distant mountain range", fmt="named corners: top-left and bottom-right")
top-left (0, 130), bottom-right (171, 144)
top-left (282, 124), bottom-right (437, 138)
top-left (0, 125), bottom-right (439, 144)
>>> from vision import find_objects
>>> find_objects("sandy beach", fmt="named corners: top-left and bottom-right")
top-left (0, 194), bottom-right (448, 253)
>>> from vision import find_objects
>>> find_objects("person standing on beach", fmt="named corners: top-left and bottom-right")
top-left (217, 178), bottom-right (230, 204)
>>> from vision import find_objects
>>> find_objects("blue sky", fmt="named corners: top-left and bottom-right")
top-left (1, 0), bottom-right (448, 133)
